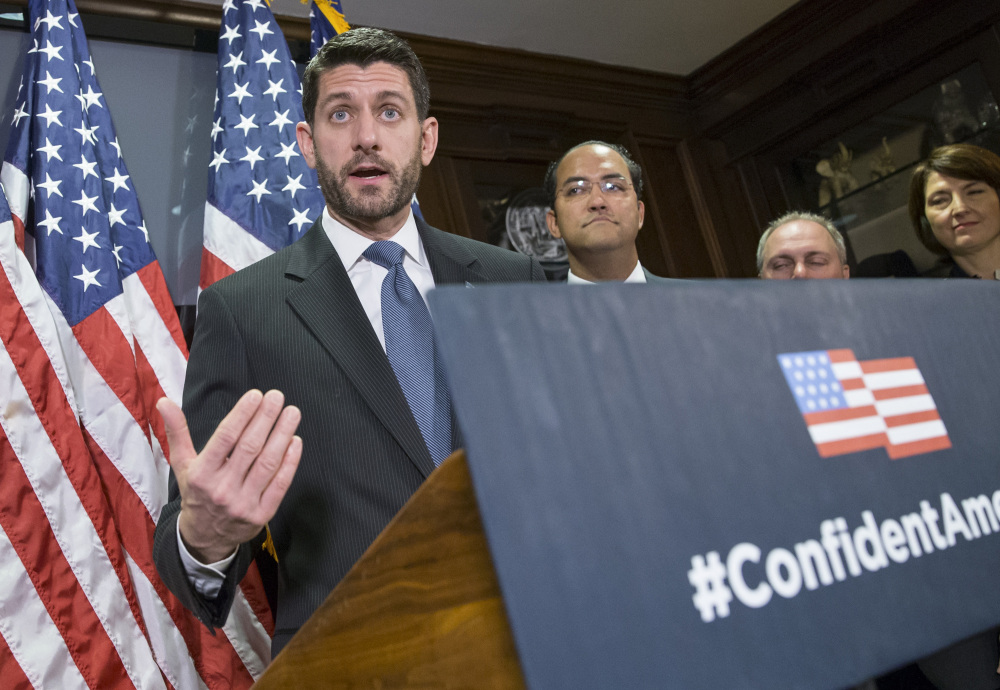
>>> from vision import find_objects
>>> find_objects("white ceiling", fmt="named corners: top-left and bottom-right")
top-left (181, 0), bottom-right (801, 75)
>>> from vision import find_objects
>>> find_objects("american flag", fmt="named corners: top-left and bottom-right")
top-left (0, 0), bottom-right (269, 685)
top-left (308, 0), bottom-right (351, 56)
top-left (200, 0), bottom-right (326, 290)
top-left (778, 349), bottom-right (951, 459)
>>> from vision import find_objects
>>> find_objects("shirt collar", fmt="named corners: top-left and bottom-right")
top-left (321, 207), bottom-right (425, 271)
top-left (566, 261), bottom-right (647, 284)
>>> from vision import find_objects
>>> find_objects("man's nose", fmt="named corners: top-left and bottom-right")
top-left (586, 186), bottom-right (609, 209)
top-left (354, 111), bottom-right (378, 150)
top-left (792, 261), bottom-right (808, 279)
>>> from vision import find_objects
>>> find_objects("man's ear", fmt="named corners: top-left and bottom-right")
top-left (420, 116), bottom-right (439, 166)
top-left (295, 121), bottom-right (316, 169)
top-left (842, 263), bottom-right (850, 279)
top-left (637, 200), bottom-right (645, 229)
top-left (545, 208), bottom-right (561, 239)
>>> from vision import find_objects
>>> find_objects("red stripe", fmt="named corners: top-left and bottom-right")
top-left (887, 435), bottom-right (952, 459)
top-left (839, 378), bottom-right (866, 390)
top-left (0, 630), bottom-right (32, 690)
top-left (134, 343), bottom-right (170, 463)
top-left (0, 410), bottom-right (133, 689)
top-left (239, 563), bottom-right (275, 638)
top-left (199, 248), bottom-right (235, 290)
top-left (137, 262), bottom-right (189, 356)
top-left (815, 433), bottom-right (888, 457)
top-left (804, 405), bottom-right (878, 425)
top-left (827, 349), bottom-right (857, 362)
top-left (884, 410), bottom-right (941, 428)
top-left (11, 213), bottom-right (24, 253)
top-left (873, 384), bottom-right (928, 401)
top-left (84, 435), bottom-right (256, 689)
top-left (860, 357), bottom-right (916, 374)
top-left (72, 309), bottom-right (152, 444)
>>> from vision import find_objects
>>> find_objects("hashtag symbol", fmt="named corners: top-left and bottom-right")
top-left (688, 551), bottom-right (733, 622)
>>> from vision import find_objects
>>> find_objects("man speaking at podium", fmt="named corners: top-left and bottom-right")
top-left (153, 28), bottom-right (544, 656)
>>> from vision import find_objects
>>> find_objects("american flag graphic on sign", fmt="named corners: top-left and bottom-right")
top-left (778, 349), bottom-right (951, 459)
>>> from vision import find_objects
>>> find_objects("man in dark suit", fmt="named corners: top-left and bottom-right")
top-left (544, 141), bottom-right (670, 282)
top-left (152, 27), bottom-right (544, 656)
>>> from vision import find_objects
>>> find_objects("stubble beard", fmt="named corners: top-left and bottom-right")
top-left (315, 148), bottom-right (421, 224)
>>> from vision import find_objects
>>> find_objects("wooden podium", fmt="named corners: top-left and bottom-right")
top-left (252, 451), bottom-right (526, 688)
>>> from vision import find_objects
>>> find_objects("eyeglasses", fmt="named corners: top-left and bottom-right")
top-left (557, 178), bottom-right (632, 200)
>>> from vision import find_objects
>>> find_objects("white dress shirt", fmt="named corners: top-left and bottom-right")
top-left (566, 261), bottom-right (647, 284)
top-left (178, 208), bottom-right (434, 597)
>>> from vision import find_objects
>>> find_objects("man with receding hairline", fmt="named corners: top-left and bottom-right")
top-left (544, 140), bottom-right (672, 283)
top-left (758, 211), bottom-right (850, 280)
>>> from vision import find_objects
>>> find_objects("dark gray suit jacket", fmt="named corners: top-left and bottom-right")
top-left (153, 219), bottom-right (545, 654)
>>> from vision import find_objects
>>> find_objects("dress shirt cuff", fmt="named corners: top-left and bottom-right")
top-left (176, 520), bottom-right (237, 599)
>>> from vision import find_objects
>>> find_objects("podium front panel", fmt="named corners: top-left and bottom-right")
top-left (428, 280), bottom-right (1000, 690)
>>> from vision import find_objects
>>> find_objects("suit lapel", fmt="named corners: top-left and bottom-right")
top-left (284, 224), bottom-right (436, 478)
top-left (418, 218), bottom-right (489, 285)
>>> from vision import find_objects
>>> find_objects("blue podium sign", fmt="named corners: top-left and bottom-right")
top-left (428, 280), bottom-right (1000, 690)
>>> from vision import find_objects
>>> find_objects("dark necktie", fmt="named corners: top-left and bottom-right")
top-left (363, 240), bottom-right (452, 466)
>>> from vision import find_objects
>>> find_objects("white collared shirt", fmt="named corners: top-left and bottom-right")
top-left (566, 261), bottom-right (647, 284)
top-left (322, 207), bottom-right (436, 350)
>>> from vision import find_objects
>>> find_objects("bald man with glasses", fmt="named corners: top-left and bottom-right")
top-left (544, 141), bottom-right (670, 283)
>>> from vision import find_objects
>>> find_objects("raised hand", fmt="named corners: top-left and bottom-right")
top-left (158, 389), bottom-right (302, 564)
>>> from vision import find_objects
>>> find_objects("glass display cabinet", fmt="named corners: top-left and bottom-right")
top-left (779, 63), bottom-right (1000, 275)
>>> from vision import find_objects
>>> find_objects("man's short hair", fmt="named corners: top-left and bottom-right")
top-left (301, 27), bottom-right (431, 126)
top-left (756, 211), bottom-right (847, 273)
top-left (543, 140), bottom-right (644, 209)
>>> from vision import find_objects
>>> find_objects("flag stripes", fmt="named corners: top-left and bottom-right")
top-left (779, 349), bottom-right (951, 460)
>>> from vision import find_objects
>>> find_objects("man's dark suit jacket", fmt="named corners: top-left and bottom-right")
top-left (153, 218), bottom-right (545, 654)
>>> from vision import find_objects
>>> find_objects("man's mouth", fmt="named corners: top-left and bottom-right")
top-left (585, 215), bottom-right (615, 225)
top-left (350, 166), bottom-right (388, 180)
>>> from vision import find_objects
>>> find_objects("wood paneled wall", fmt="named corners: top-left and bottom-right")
top-left (5, 0), bottom-right (999, 277)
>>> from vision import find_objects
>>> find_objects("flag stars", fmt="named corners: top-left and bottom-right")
top-left (137, 221), bottom-right (149, 243)
top-left (36, 209), bottom-right (63, 235)
top-left (73, 264), bottom-right (101, 291)
top-left (37, 103), bottom-right (62, 127)
top-left (37, 137), bottom-right (63, 162)
top-left (211, 117), bottom-right (223, 139)
top-left (82, 58), bottom-right (94, 74)
top-left (250, 20), bottom-right (274, 41)
top-left (38, 41), bottom-right (64, 62)
top-left (275, 141), bottom-right (299, 164)
top-left (72, 190), bottom-right (99, 216)
top-left (73, 156), bottom-right (98, 179)
top-left (112, 244), bottom-right (124, 267)
top-left (37, 172), bottom-right (63, 198)
top-left (209, 148), bottom-right (229, 171)
top-left (282, 173), bottom-right (306, 198)
top-left (256, 49), bottom-right (280, 70)
top-left (288, 208), bottom-right (312, 232)
top-left (224, 51), bottom-right (247, 73)
top-left (37, 10), bottom-right (64, 30)
top-left (38, 71), bottom-right (63, 94)
top-left (247, 179), bottom-right (270, 202)
top-left (74, 123), bottom-right (99, 145)
top-left (229, 82), bottom-right (252, 104)
top-left (11, 103), bottom-right (29, 127)
top-left (245, 0), bottom-right (266, 14)
top-left (68, 12), bottom-right (78, 28)
top-left (269, 109), bottom-right (293, 132)
top-left (109, 138), bottom-right (122, 159)
top-left (76, 86), bottom-right (103, 110)
top-left (107, 204), bottom-right (127, 227)
top-left (105, 168), bottom-right (130, 192)
top-left (73, 227), bottom-right (101, 253)
top-left (185, 115), bottom-right (198, 134)
top-left (240, 146), bottom-right (264, 169)
top-left (220, 24), bottom-right (241, 44)
top-left (263, 78), bottom-right (286, 100)
top-left (234, 113), bottom-right (258, 135)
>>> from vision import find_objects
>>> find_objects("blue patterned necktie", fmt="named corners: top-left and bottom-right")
top-left (363, 241), bottom-right (452, 466)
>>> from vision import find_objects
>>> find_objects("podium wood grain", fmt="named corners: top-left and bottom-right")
top-left (252, 450), bottom-right (526, 688)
